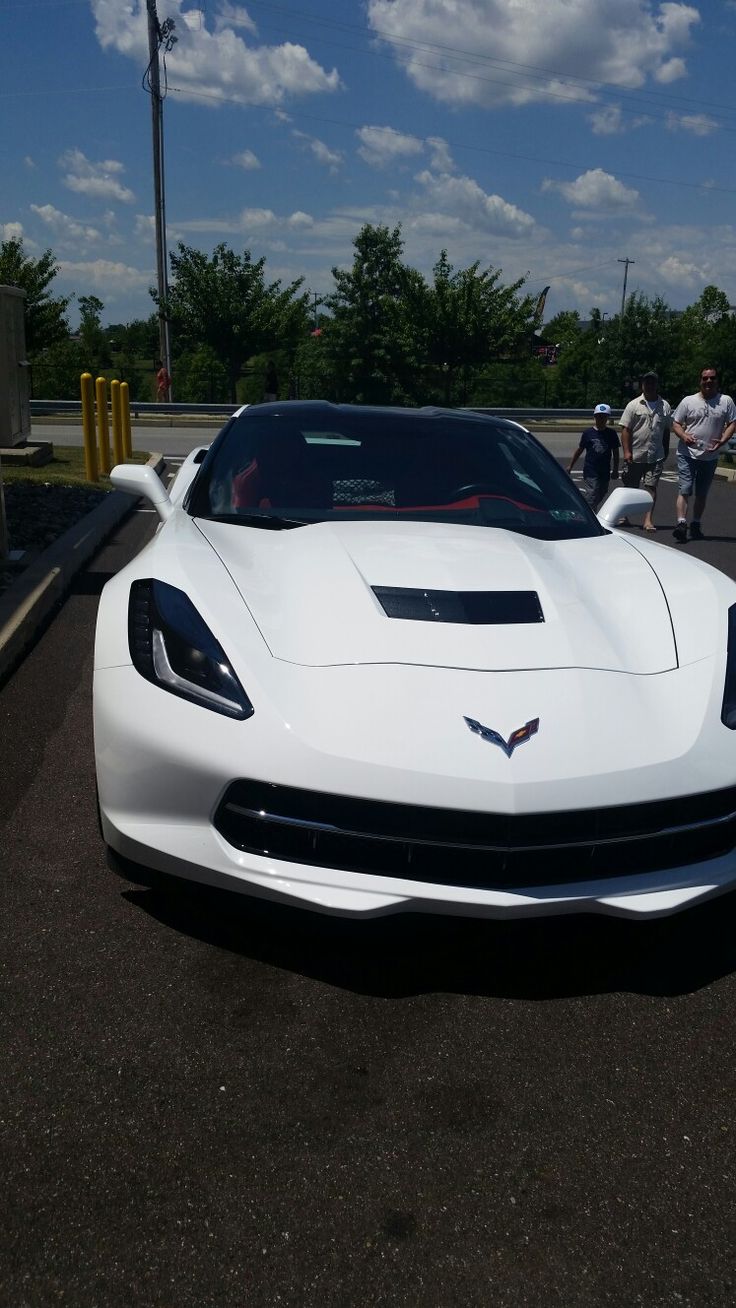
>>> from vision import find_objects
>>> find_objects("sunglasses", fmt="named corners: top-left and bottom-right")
top-left (701, 375), bottom-right (717, 383)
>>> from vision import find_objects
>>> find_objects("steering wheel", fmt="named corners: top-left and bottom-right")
top-left (449, 482), bottom-right (503, 500)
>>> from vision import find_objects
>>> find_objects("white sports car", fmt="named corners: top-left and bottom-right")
top-left (94, 402), bottom-right (736, 920)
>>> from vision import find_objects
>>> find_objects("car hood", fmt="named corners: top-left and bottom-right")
top-left (196, 518), bottom-right (677, 673)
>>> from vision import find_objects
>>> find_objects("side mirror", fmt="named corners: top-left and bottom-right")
top-left (597, 486), bottom-right (652, 528)
top-left (110, 464), bottom-right (173, 522)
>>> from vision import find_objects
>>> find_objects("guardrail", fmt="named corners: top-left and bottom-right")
top-left (30, 399), bottom-right (236, 418)
top-left (30, 401), bottom-right (624, 422)
top-left (469, 407), bottom-right (624, 422)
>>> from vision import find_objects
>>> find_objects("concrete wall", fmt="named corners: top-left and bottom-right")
top-left (0, 285), bottom-right (31, 447)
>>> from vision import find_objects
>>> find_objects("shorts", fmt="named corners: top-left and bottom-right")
top-left (622, 460), bottom-right (663, 490)
top-left (580, 476), bottom-right (609, 511)
top-left (677, 450), bottom-right (718, 498)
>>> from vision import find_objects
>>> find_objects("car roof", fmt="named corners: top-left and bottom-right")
top-left (244, 401), bottom-right (523, 430)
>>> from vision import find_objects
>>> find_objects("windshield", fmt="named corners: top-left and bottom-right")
top-left (188, 405), bottom-right (604, 541)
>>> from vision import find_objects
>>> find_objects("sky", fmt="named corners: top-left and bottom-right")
top-left (2, 0), bottom-right (736, 329)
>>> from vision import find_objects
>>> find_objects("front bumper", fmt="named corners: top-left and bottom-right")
top-left (94, 662), bottom-right (736, 920)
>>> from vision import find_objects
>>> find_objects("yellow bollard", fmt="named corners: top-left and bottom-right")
top-left (110, 379), bottom-right (124, 466)
top-left (80, 372), bottom-right (98, 483)
top-left (120, 381), bottom-right (132, 460)
top-left (96, 376), bottom-right (110, 475)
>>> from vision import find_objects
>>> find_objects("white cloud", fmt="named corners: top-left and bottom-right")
top-left (134, 214), bottom-right (155, 241)
top-left (213, 3), bottom-right (257, 35)
top-left (666, 111), bottom-right (718, 135)
top-left (426, 136), bottom-right (455, 171)
top-left (288, 211), bottom-right (314, 228)
top-left (230, 149), bottom-right (261, 170)
top-left (657, 254), bottom-right (701, 287)
top-left (356, 125), bottom-right (424, 167)
top-left (655, 57), bottom-right (687, 82)
top-left (414, 170), bottom-right (536, 237)
top-left (409, 212), bottom-right (465, 237)
top-left (366, 0), bottom-right (700, 107)
top-left (542, 168), bottom-right (639, 209)
top-left (587, 105), bottom-right (651, 135)
top-left (30, 204), bottom-right (102, 243)
top-left (292, 131), bottom-right (344, 171)
top-left (59, 149), bottom-right (135, 204)
top-left (588, 105), bottom-right (625, 135)
top-left (1, 222), bottom-right (24, 242)
top-left (57, 259), bottom-right (151, 291)
top-left (24, 156), bottom-right (36, 170)
top-left (240, 207), bottom-right (277, 228)
top-left (90, 0), bottom-right (341, 107)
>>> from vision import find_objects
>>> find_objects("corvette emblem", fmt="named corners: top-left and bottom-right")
top-left (464, 715), bottom-right (540, 758)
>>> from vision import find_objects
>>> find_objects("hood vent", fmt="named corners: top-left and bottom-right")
top-left (372, 587), bottom-right (544, 625)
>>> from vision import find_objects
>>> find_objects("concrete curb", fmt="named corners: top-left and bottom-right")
top-left (0, 454), bottom-right (164, 685)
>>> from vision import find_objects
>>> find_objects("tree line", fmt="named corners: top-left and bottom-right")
top-left (2, 226), bottom-right (735, 409)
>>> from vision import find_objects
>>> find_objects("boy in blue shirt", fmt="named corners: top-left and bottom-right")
top-left (567, 403), bottom-right (620, 511)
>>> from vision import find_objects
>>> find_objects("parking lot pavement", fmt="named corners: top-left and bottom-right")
top-left (2, 472), bottom-right (736, 1306)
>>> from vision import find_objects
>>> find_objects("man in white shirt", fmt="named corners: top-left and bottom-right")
top-left (671, 367), bottom-right (736, 542)
top-left (619, 371), bottom-right (671, 532)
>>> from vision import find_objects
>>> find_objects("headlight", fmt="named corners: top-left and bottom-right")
top-left (128, 579), bottom-right (254, 720)
top-left (722, 604), bottom-right (736, 729)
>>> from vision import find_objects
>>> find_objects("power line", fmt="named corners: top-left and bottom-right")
top-left (241, 13), bottom-right (736, 131)
top-left (244, 0), bottom-right (736, 125)
top-left (165, 85), bottom-right (736, 198)
top-left (6, 0), bottom-right (736, 127)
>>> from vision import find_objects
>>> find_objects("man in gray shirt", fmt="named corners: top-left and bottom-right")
top-left (619, 371), bottom-right (671, 532)
top-left (671, 367), bottom-right (736, 541)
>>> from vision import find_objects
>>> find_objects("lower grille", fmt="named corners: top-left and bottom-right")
top-left (213, 781), bottom-right (736, 890)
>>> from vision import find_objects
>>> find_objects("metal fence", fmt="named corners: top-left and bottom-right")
top-left (30, 401), bottom-right (623, 423)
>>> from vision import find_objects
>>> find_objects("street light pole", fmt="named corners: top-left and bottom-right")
top-left (145, 0), bottom-right (175, 399)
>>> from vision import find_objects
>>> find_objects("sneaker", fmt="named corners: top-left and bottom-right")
top-left (673, 522), bottom-right (688, 543)
top-left (689, 522), bottom-right (703, 541)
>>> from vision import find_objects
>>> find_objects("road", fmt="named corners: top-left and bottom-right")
top-left (2, 465), bottom-right (736, 1305)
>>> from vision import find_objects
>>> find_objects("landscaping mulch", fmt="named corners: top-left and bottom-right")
top-left (1, 481), bottom-right (108, 599)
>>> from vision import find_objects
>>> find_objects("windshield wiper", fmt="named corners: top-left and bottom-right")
top-left (198, 512), bottom-right (309, 530)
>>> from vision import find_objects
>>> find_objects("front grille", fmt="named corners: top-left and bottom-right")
top-left (214, 781), bottom-right (736, 890)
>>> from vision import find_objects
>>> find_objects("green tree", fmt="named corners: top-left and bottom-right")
top-left (78, 294), bottom-right (109, 373)
top-left (105, 315), bottom-right (159, 364)
top-left (548, 310), bottom-right (605, 407)
top-left (0, 237), bottom-right (71, 353)
top-left (541, 309), bottom-right (582, 352)
top-left (291, 334), bottom-right (333, 400)
top-left (671, 285), bottom-right (736, 399)
top-left (325, 224), bottom-right (428, 404)
top-left (31, 337), bottom-right (86, 399)
top-left (551, 298), bottom-right (681, 408)
top-left (598, 294), bottom-right (681, 405)
top-left (174, 345), bottom-right (229, 403)
top-left (424, 251), bottom-right (536, 404)
top-left (157, 242), bottom-right (308, 402)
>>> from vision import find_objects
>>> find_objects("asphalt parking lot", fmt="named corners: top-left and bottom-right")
top-left (2, 469), bottom-right (736, 1306)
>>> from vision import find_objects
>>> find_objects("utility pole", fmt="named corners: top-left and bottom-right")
top-left (145, 0), bottom-right (175, 399)
top-left (618, 257), bottom-right (635, 318)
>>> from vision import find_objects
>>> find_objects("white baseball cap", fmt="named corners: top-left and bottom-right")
top-left (593, 403), bottom-right (611, 415)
